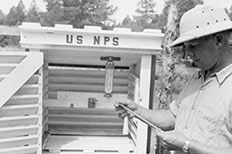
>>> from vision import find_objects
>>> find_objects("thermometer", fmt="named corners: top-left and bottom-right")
top-left (104, 59), bottom-right (114, 97)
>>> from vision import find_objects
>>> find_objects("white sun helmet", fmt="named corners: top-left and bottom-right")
top-left (170, 5), bottom-right (232, 47)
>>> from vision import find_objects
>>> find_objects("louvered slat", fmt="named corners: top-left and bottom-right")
top-left (15, 84), bottom-right (40, 95)
top-left (0, 64), bottom-right (18, 74)
top-left (0, 125), bottom-right (38, 139)
top-left (25, 74), bottom-right (39, 84)
top-left (0, 115), bottom-right (39, 127)
top-left (6, 94), bottom-right (39, 106)
top-left (43, 135), bottom-right (134, 154)
top-left (0, 145), bottom-right (38, 154)
top-left (0, 104), bottom-right (39, 117)
top-left (0, 135), bottom-right (38, 148)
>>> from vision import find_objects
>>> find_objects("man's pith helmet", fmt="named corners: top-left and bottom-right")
top-left (170, 5), bottom-right (232, 47)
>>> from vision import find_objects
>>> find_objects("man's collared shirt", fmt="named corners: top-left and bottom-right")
top-left (170, 64), bottom-right (232, 148)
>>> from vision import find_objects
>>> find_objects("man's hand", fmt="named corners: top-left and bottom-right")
top-left (156, 130), bottom-right (188, 151)
top-left (114, 99), bottom-right (138, 119)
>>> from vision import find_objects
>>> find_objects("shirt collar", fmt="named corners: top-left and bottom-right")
top-left (213, 63), bottom-right (232, 85)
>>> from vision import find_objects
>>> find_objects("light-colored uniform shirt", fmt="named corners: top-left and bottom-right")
top-left (170, 64), bottom-right (232, 153)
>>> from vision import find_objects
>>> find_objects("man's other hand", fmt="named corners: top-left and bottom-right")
top-left (156, 130), bottom-right (188, 151)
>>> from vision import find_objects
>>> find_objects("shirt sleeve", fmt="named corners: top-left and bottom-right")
top-left (226, 100), bottom-right (232, 133)
top-left (169, 100), bottom-right (179, 118)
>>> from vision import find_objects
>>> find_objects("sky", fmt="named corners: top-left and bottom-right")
top-left (0, 0), bottom-right (232, 23)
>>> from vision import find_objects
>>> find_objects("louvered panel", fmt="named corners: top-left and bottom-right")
top-left (15, 84), bottom-right (40, 95)
top-left (5, 94), bottom-right (39, 106)
top-left (0, 52), bottom-right (43, 108)
top-left (49, 76), bottom-right (128, 85)
top-left (48, 114), bottom-right (122, 127)
top-left (128, 120), bottom-right (137, 145)
top-left (49, 68), bottom-right (129, 78)
top-left (48, 91), bottom-right (56, 99)
top-left (49, 121), bottom-right (123, 130)
top-left (43, 62), bottom-right (49, 100)
top-left (42, 107), bottom-right (49, 134)
top-left (47, 107), bottom-right (123, 135)
top-left (42, 115), bottom-right (48, 134)
top-left (128, 73), bottom-right (139, 102)
top-left (48, 107), bottom-right (117, 115)
top-left (0, 51), bottom-right (43, 154)
top-left (43, 85), bottom-right (49, 98)
top-left (25, 74), bottom-right (39, 84)
top-left (0, 104), bottom-right (39, 117)
top-left (0, 145), bottom-right (38, 154)
top-left (0, 135), bottom-right (38, 148)
top-left (128, 89), bottom-right (135, 100)
top-left (43, 135), bottom-right (134, 154)
top-left (48, 68), bottom-right (129, 99)
top-left (127, 73), bottom-right (140, 145)
top-left (0, 115), bottom-right (39, 127)
top-left (0, 125), bottom-right (38, 139)
top-left (54, 92), bottom-right (127, 108)
top-left (0, 55), bottom-right (26, 63)
top-left (0, 64), bottom-right (17, 74)
top-left (49, 83), bottom-right (127, 93)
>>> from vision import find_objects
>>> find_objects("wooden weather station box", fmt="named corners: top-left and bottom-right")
top-left (0, 22), bottom-right (163, 154)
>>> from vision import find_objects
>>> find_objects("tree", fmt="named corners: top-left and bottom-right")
top-left (159, 0), bottom-right (203, 108)
top-left (40, 0), bottom-right (64, 26)
top-left (133, 0), bottom-right (157, 31)
top-left (152, 2), bottom-right (171, 31)
top-left (0, 10), bottom-right (5, 25)
top-left (0, 0), bottom-right (25, 47)
top-left (121, 15), bottom-right (138, 30)
top-left (4, 0), bottom-right (26, 26)
top-left (156, 0), bottom-right (203, 153)
top-left (122, 15), bottom-right (134, 27)
top-left (0, 35), bottom-right (20, 47)
top-left (25, 0), bottom-right (40, 22)
top-left (120, 0), bottom-right (167, 31)
top-left (41, 0), bottom-right (117, 28)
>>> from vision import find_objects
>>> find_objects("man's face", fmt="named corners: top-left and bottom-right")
top-left (184, 35), bottom-right (219, 71)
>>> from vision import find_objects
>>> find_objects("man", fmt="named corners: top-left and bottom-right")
top-left (115, 5), bottom-right (232, 154)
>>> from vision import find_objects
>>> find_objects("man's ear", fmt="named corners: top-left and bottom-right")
top-left (215, 34), bottom-right (224, 48)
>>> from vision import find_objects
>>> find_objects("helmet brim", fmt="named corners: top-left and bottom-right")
top-left (170, 21), bottom-right (232, 47)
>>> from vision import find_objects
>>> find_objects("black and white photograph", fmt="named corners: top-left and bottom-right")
top-left (0, 0), bottom-right (232, 154)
